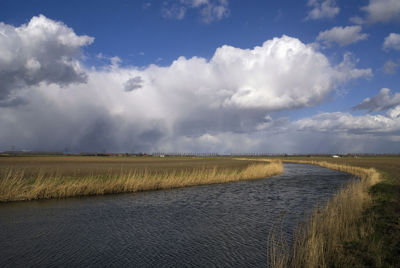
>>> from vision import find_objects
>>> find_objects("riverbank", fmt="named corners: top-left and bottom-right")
top-left (0, 157), bottom-right (282, 202)
top-left (0, 162), bottom-right (349, 267)
top-left (274, 157), bottom-right (400, 268)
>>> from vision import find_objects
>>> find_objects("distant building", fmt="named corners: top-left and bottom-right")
top-left (332, 155), bottom-right (340, 158)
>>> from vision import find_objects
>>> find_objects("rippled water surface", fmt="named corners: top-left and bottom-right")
top-left (0, 163), bottom-right (354, 267)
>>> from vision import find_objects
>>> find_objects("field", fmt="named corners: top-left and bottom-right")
top-left (274, 156), bottom-right (400, 268)
top-left (0, 156), bottom-right (282, 202)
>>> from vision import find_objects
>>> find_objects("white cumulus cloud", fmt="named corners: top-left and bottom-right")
top-left (290, 89), bottom-right (400, 152)
top-left (355, 0), bottom-right (400, 24)
top-left (316, 26), bottom-right (368, 47)
top-left (0, 15), bottom-right (373, 153)
top-left (0, 14), bottom-right (93, 103)
top-left (306, 0), bottom-right (339, 20)
top-left (383, 33), bottom-right (400, 51)
top-left (295, 111), bottom-right (400, 135)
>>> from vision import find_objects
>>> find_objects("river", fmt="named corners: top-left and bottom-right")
top-left (0, 163), bottom-right (354, 267)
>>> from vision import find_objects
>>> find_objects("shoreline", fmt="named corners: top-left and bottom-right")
top-left (0, 159), bottom-right (283, 202)
top-left (271, 159), bottom-right (382, 268)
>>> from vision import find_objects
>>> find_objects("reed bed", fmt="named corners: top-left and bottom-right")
top-left (272, 160), bottom-right (381, 268)
top-left (0, 160), bottom-right (282, 202)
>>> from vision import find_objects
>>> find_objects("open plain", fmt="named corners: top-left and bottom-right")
top-left (0, 156), bottom-right (282, 202)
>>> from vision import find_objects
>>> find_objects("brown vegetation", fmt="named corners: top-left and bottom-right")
top-left (286, 157), bottom-right (400, 267)
top-left (285, 160), bottom-right (381, 267)
top-left (0, 157), bottom-right (282, 202)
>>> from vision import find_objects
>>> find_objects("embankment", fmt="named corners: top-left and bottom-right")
top-left (280, 160), bottom-right (381, 268)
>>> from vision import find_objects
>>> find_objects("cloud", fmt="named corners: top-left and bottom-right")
top-left (162, 2), bottom-right (187, 20)
top-left (0, 96), bottom-right (28, 107)
top-left (383, 60), bottom-right (399, 74)
top-left (0, 14), bottom-right (93, 103)
top-left (142, 2), bottom-right (152, 10)
top-left (383, 33), bottom-right (400, 51)
top-left (162, 0), bottom-right (230, 23)
top-left (124, 76), bottom-right (144, 92)
top-left (352, 88), bottom-right (400, 112)
top-left (166, 113), bottom-right (400, 154)
top-left (290, 109), bottom-right (400, 154)
top-left (316, 26), bottom-right (368, 47)
top-left (296, 110), bottom-right (400, 136)
top-left (349, 16), bottom-right (364, 25)
top-left (329, 52), bottom-right (372, 83)
top-left (197, 0), bottom-right (230, 23)
top-left (306, 0), bottom-right (339, 20)
top-left (387, 105), bottom-right (400, 119)
top-left (355, 0), bottom-right (400, 24)
top-left (0, 16), bottom-right (373, 153)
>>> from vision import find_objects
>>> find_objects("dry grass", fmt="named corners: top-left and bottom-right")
top-left (267, 214), bottom-right (290, 268)
top-left (0, 158), bottom-right (282, 202)
top-left (0, 156), bottom-right (262, 176)
top-left (272, 160), bottom-right (381, 268)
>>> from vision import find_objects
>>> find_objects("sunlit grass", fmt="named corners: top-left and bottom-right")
top-left (269, 160), bottom-right (381, 268)
top-left (0, 159), bottom-right (282, 202)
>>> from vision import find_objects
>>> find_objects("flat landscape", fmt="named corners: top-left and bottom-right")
top-left (0, 156), bottom-right (261, 177)
top-left (0, 155), bottom-right (399, 267)
top-left (0, 156), bottom-right (282, 202)
top-left (1, 1), bottom-right (400, 266)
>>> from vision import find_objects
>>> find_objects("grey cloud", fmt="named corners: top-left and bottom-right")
top-left (295, 112), bottom-right (400, 138)
top-left (383, 33), bottom-right (400, 51)
top-left (306, 0), bottom-right (339, 20)
top-left (162, 0), bottom-right (230, 23)
top-left (353, 88), bottom-right (400, 112)
top-left (0, 96), bottom-right (28, 107)
top-left (0, 15), bottom-right (93, 101)
top-left (124, 76), bottom-right (144, 92)
top-left (174, 109), bottom-right (272, 136)
top-left (316, 26), bottom-right (368, 47)
top-left (384, 60), bottom-right (399, 74)
top-left (359, 0), bottom-right (400, 24)
top-left (161, 125), bottom-right (400, 154)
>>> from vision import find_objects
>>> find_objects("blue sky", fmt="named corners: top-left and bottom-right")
top-left (0, 0), bottom-right (400, 153)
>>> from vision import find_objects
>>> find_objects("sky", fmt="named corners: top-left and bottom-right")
top-left (0, 0), bottom-right (399, 154)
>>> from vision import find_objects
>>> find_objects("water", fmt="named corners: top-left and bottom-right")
top-left (0, 163), bottom-right (354, 267)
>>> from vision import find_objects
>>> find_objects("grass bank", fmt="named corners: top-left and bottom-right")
top-left (0, 157), bottom-right (282, 202)
top-left (270, 157), bottom-right (399, 267)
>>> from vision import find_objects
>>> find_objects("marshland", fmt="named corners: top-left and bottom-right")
top-left (0, 156), bottom-right (282, 202)
top-left (0, 155), bottom-right (399, 267)
top-left (281, 156), bottom-right (400, 267)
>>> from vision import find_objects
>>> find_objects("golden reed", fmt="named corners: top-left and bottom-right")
top-left (271, 160), bottom-right (381, 268)
top-left (0, 160), bottom-right (282, 202)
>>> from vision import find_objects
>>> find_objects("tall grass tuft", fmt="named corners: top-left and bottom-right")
top-left (0, 160), bottom-right (282, 202)
top-left (267, 213), bottom-right (290, 268)
top-left (271, 160), bottom-right (381, 268)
